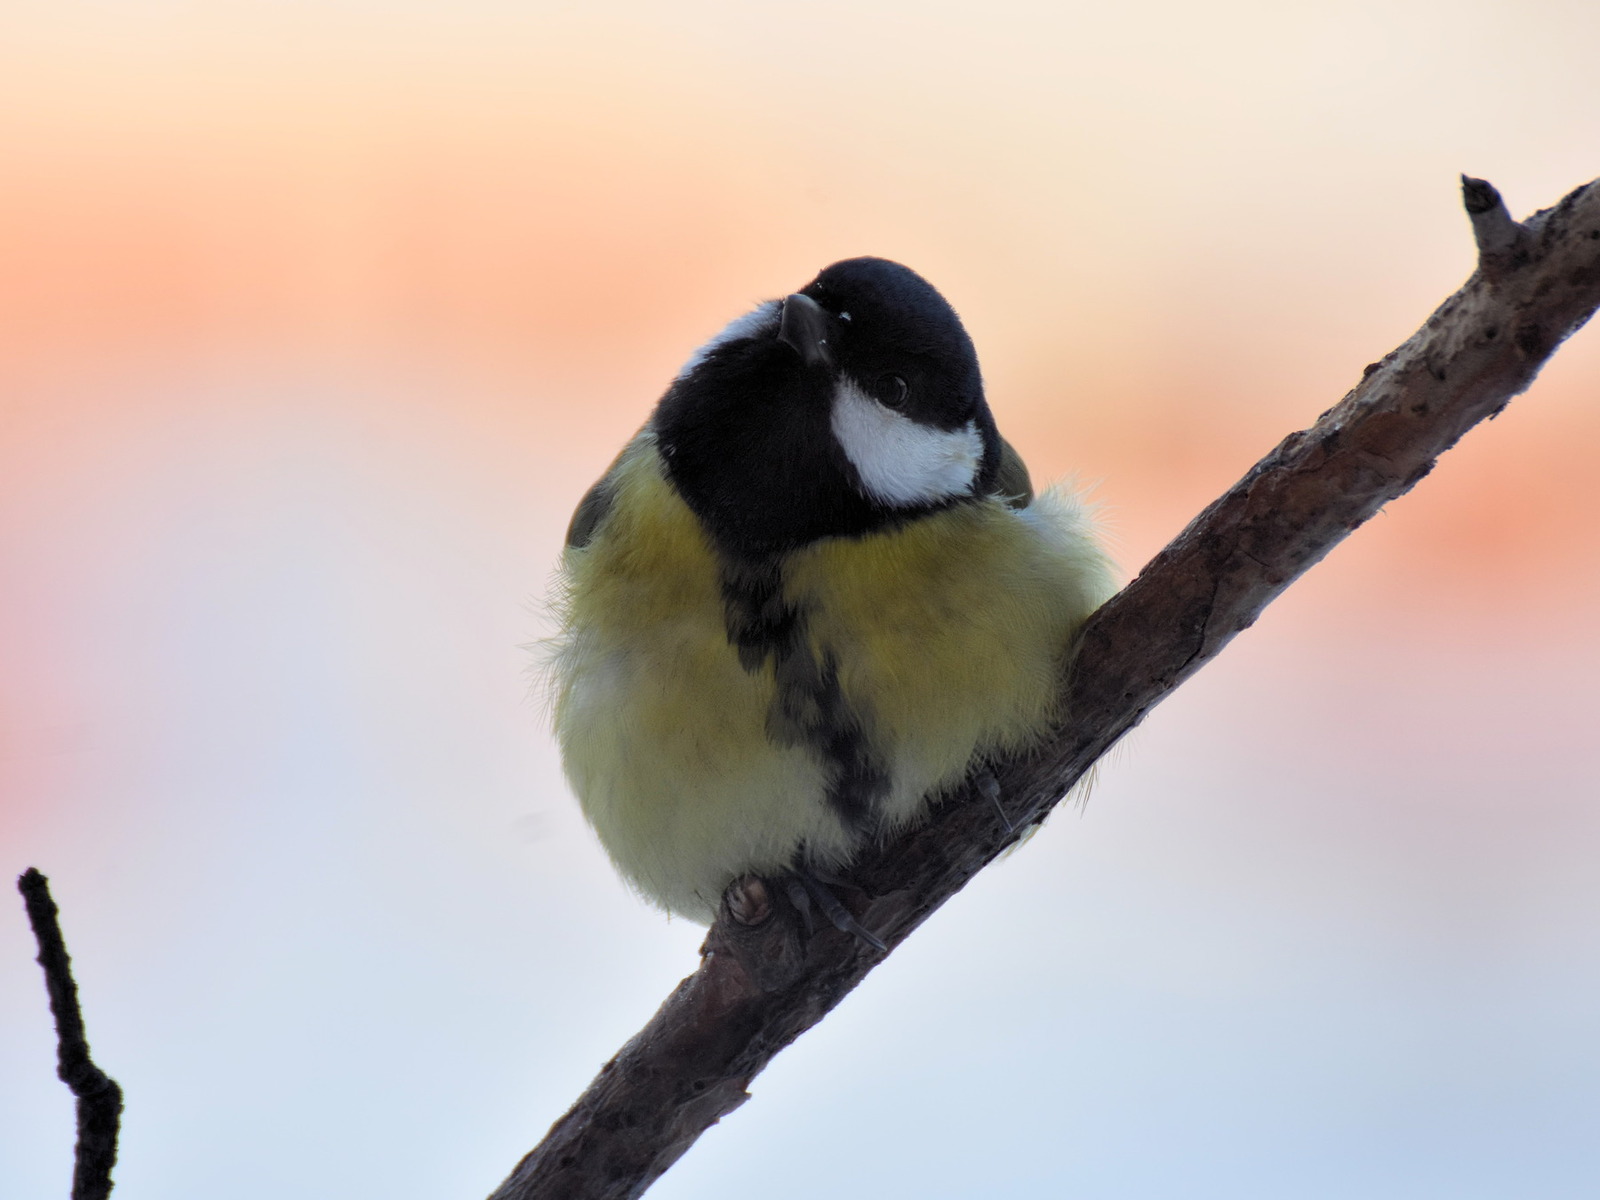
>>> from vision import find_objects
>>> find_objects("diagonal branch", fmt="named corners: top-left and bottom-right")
top-left (488, 175), bottom-right (1600, 1200)
top-left (18, 868), bottom-right (124, 1200)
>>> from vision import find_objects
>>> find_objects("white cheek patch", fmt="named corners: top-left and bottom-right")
top-left (830, 378), bottom-right (983, 508)
top-left (674, 299), bottom-right (781, 380)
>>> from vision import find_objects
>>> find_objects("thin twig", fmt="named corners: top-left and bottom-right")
top-left (488, 174), bottom-right (1600, 1200)
top-left (18, 868), bottom-right (124, 1200)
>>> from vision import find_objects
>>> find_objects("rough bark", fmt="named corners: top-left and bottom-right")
top-left (488, 176), bottom-right (1600, 1200)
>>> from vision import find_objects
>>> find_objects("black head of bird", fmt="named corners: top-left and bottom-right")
top-left (653, 257), bottom-right (1004, 556)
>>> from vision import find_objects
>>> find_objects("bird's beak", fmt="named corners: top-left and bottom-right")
top-left (777, 293), bottom-right (835, 369)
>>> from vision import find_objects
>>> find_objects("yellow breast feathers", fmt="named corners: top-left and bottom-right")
top-left (546, 433), bottom-right (1114, 921)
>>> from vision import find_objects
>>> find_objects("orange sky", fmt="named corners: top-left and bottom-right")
top-left (5, 3), bottom-right (1598, 579)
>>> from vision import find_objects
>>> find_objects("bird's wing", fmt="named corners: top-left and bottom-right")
top-left (565, 436), bottom-right (648, 549)
top-left (565, 475), bottom-right (619, 549)
top-left (994, 435), bottom-right (1035, 510)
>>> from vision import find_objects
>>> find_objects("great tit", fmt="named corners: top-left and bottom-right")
top-left (545, 257), bottom-right (1115, 939)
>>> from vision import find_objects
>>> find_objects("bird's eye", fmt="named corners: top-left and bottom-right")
top-left (875, 374), bottom-right (910, 409)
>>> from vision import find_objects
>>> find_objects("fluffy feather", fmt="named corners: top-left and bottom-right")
top-left (545, 431), bottom-right (1114, 921)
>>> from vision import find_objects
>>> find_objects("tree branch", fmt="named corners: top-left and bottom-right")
top-left (18, 868), bottom-right (124, 1200)
top-left (488, 175), bottom-right (1600, 1200)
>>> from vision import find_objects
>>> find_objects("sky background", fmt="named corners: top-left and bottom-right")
top-left (3, 2), bottom-right (1599, 1197)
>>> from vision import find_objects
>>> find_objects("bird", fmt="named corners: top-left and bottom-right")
top-left (543, 256), bottom-right (1115, 946)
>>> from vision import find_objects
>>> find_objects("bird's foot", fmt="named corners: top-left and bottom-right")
top-left (782, 869), bottom-right (886, 953)
top-left (976, 768), bottom-right (1014, 834)
top-left (725, 874), bottom-right (774, 927)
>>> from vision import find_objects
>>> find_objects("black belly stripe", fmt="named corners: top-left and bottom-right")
top-left (768, 644), bottom-right (888, 831)
top-left (719, 556), bottom-right (799, 673)
top-left (720, 556), bottom-right (888, 832)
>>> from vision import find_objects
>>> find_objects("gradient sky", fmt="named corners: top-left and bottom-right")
top-left (3, 3), bottom-right (1599, 1198)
